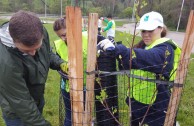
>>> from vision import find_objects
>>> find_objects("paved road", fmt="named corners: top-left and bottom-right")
top-left (116, 23), bottom-right (192, 52)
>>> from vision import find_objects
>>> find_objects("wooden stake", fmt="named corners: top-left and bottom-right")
top-left (84, 13), bottom-right (98, 126)
top-left (164, 10), bottom-right (194, 126)
top-left (66, 6), bottom-right (84, 126)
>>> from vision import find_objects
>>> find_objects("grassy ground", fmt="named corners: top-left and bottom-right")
top-left (0, 19), bottom-right (194, 126)
top-left (177, 54), bottom-right (194, 125)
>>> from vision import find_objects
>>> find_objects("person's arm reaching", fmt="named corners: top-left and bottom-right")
top-left (103, 21), bottom-right (113, 32)
top-left (115, 43), bottom-right (174, 74)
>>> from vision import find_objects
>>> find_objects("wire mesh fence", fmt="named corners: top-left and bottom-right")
top-left (58, 50), bottom-right (188, 126)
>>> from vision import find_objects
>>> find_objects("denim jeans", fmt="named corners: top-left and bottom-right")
top-left (61, 87), bottom-right (86, 126)
top-left (2, 97), bottom-right (45, 126)
top-left (61, 89), bottom-right (72, 126)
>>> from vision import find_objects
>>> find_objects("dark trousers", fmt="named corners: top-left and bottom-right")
top-left (61, 88), bottom-right (86, 126)
top-left (61, 89), bottom-right (72, 126)
top-left (126, 98), bottom-right (167, 126)
top-left (126, 83), bottom-right (177, 126)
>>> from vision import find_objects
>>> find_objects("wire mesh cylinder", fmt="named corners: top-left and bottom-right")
top-left (95, 50), bottom-right (119, 126)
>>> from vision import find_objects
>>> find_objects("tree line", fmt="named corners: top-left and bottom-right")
top-left (0, 0), bottom-right (193, 30)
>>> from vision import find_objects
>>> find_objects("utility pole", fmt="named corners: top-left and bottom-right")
top-left (45, 0), bottom-right (47, 17)
top-left (176, 0), bottom-right (185, 32)
top-left (131, 0), bottom-right (136, 22)
top-left (61, 0), bottom-right (63, 17)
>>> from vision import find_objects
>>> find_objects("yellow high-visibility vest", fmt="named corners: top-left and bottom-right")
top-left (129, 38), bottom-right (181, 104)
top-left (54, 31), bottom-right (88, 92)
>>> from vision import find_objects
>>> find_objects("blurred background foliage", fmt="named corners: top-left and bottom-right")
top-left (0, 0), bottom-right (193, 30)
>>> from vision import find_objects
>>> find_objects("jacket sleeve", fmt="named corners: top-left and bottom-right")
top-left (115, 44), bottom-right (130, 70)
top-left (115, 43), bottom-right (174, 75)
top-left (0, 62), bottom-right (50, 126)
top-left (43, 27), bottom-right (64, 70)
top-left (103, 21), bottom-right (113, 32)
top-left (49, 47), bottom-right (64, 70)
top-left (103, 19), bottom-right (109, 23)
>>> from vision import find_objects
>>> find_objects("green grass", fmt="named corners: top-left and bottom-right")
top-left (101, 30), bottom-right (141, 47)
top-left (102, 20), bottom-right (129, 27)
top-left (115, 20), bottom-right (130, 27)
top-left (1, 20), bottom-right (194, 126)
top-left (40, 24), bottom-right (60, 125)
top-left (0, 19), bottom-right (8, 25)
top-left (43, 69), bottom-right (61, 125)
top-left (177, 54), bottom-right (194, 125)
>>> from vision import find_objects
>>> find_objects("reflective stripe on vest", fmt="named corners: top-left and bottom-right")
top-left (129, 38), bottom-right (181, 104)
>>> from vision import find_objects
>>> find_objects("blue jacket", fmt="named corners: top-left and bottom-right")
top-left (115, 42), bottom-right (174, 80)
top-left (115, 41), bottom-right (178, 110)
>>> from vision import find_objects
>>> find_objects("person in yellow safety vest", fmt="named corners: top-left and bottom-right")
top-left (97, 11), bottom-right (181, 126)
top-left (101, 14), bottom-right (116, 42)
top-left (53, 17), bottom-right (88, 126)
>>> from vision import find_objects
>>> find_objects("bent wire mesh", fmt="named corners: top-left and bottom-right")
top-left (58, 51), bottom-right (186, 126)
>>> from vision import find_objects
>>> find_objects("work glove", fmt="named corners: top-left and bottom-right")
top-left (60, 62), bottom-right (68, 74)
top-left (97, 39), bottom-right (115, 51)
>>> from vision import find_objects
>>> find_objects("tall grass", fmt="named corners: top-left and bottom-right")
top-left (1, 20), bottom-right (194, 126)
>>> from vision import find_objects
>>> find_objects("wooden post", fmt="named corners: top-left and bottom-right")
top-left (66, 6), bottom-right (84, 126)
top-left (164, 10), bottom-right (194, 126)
top-left (84, 13), bottom-right (98, 126)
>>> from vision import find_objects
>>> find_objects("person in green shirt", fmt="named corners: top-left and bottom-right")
top-left (102, 14), bottom-right (116, 42)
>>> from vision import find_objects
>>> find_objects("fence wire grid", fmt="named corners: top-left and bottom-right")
top-left (58, 51), bottom-right (188, 126)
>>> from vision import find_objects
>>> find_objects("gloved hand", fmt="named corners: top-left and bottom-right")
top-left (97, 39), bottom-right (115, 51)
top-left (100, 17), bottom-right (104, 20)
top-left (60, 62), bottom-right (68, 74)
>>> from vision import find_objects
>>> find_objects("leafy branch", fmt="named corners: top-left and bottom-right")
top-left (95, 76), bottom-right (122, 126)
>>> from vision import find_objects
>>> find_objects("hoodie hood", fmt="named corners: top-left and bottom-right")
top-left (0, 22), bottom-right (15, 48)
